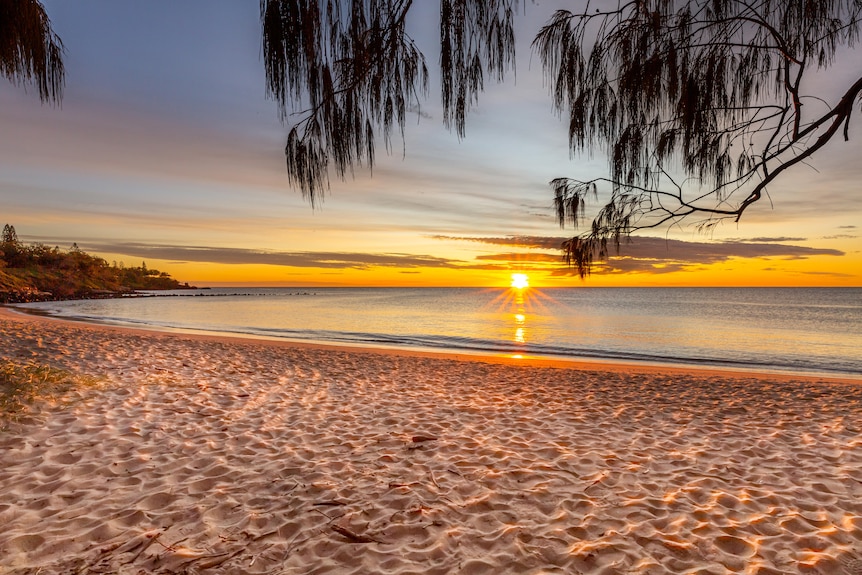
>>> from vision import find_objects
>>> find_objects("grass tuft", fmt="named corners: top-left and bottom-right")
top-left (0, 360), bottom-right (100, 424)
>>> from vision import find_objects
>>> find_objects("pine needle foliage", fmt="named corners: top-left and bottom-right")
top-left (261, 0), bottom-right (520, 204)
top-left (0, 0), bottom-right (64, 103)
top-left (534, 0), bottom-right (862, 276)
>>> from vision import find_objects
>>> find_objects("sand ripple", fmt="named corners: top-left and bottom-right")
top-left (1, 311), bottom-right (861, 574)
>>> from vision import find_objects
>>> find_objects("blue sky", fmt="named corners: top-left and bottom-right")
top-left (2, 1), bottom-right (860, 286)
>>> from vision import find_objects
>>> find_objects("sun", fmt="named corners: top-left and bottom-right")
top-left (510, 273), bottom-right (529, 289)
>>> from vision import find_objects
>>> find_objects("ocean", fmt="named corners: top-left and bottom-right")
top-left (16, 287), bottom-right (862, 377)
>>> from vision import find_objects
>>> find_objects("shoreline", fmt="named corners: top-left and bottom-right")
top-left (2, 306), bottom-right (862, 574)
top-left (3, 307), bottom-right (858, 385)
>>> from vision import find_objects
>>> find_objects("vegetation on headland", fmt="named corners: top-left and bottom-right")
top-left (0, 224), bottom-right (193, 302)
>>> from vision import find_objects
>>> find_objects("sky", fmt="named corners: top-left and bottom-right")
top-left (2, 1), bottom-right (860, 287)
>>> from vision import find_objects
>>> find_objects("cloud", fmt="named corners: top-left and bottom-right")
top-left (78, 242), bottom-right (463, 270)
top-left (475, 252), bottom-right (562, 263)
top-left (32, 233), bottom-right (847, 278)
top-left (547, 260), bottom-right (696, 276)
top-left (613, 237), bottom-right (843, 260)
top-left (571, 237), bottom-right (843, 276)
top-left (799, 270), bottom-right (856, 277)
top-left (722, 237), bottom-right (807, 243)
top-left (431, 235), bottom-right (566, 249)
top-left (435, 234), bottom-right (842, 259)
top-left (436, 234), bottom-right (845, 276)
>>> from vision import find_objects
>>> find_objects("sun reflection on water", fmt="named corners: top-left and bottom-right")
top-left (484, 274), bottom-right (559, 358)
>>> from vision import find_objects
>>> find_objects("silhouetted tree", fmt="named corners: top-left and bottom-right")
top-left (1, 224), bottom-right (23, 267)
top-left (0, 0), bottom-right (64, 103)
top-left (262, 0), bottom-right (862, 275)
top-left (2, 224), bottom-right (18, 244)
top-left (535, 0), bottom-right (862, 275)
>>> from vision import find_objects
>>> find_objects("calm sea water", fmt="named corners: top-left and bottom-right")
top-left (17, 287), bottom-right (862, 377)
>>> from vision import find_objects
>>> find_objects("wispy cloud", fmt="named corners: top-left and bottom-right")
top-left (573, 237), bottom-right (843, 275)
top-left (29, 232), bottom-right (847, 279)
top-left (431, 235), bottom-right (565, 249)
top-left (722, 237), bottom-right (807, 243)
top-left (435, 234), bottom-right (845, 276)
top-left (78, 242), bottom-right (463, 269)
top-left (435, 234), bottom-right (842, 258)
top-left (799, 270), bottom-right (856, 277)
top-left (613, 237), bottom-right (843, 260)
top-left (475, 252), bottom-right (562, 263)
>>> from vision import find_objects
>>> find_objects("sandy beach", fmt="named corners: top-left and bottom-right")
top-left (1, 308), bottom-right (861, 574)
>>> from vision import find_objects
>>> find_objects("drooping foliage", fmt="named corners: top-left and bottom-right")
top-left (263, 1), bottom-right (861, 277)
top-left (260, 0), bottom-right (519, 204)
top-left (0, 0), bottom-right (64, 103)
top-left (534, 0), bottom-right (862, 276)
